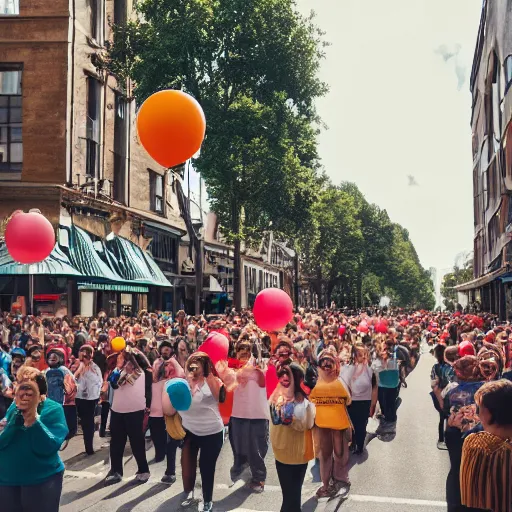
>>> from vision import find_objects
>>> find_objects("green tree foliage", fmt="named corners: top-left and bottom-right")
top-left (108, 1), bottom-right (435, 310)
top-left (441, 261), bottom-right (474, 311)
top-left (107, 0), bottom-right (326, 239)
top-left (300, 182), bottom-right (435, 310)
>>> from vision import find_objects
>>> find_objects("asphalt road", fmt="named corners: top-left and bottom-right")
top-left (60, 350), bottom-right (450, 512)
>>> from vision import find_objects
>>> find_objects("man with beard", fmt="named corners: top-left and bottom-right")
top-left (149, 340), bottom-right (184, 483)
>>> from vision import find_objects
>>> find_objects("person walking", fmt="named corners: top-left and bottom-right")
top-left (229, 340), bottom-right (269, 492)
top-left (310, 350), bottom-right (352, 498)
top-left (269, 362), bottom-right (315, 512)
top-left (430, 343), bottom-right (454, 450)
top-left (173, 352), bottom-right (225, 512)
top-left (149, 340), bottom-right (184, 483)
top-left (341, 343), bottom-right (377, 454)
top-left (74, 344), bottom-right (103, 455)
top-left (105, 347), bottom-right (152, 485)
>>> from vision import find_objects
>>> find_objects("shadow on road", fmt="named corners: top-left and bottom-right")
top-left (116, 483), bottom-right (171, 512)
top-left (61, 480), bottom-right (106, 506)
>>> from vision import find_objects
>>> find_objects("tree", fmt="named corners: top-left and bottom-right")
top-left (441, 260), bottom-right (474, 311)
top-left (107, 0), bottom-right (328, 308)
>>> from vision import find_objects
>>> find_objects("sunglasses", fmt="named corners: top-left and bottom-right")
top-left (277, 352), bottom-right (291, 358)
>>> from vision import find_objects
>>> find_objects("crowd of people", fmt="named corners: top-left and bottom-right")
top-left (0, 307), bottom-right (510, 512)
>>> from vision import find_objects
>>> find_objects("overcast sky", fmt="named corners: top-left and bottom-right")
top-left (295, 0), bottom-right (483, 272)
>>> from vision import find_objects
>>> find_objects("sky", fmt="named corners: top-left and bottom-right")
top-left (295, 0), bottom-right (483, 273)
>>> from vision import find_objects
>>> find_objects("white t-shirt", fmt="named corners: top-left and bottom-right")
top-left (340, 364), bottom-right (373, 401)
top-left (179, 382), bottom-right (224, 436)
top-left (232, 380), bottom-right (270, 420)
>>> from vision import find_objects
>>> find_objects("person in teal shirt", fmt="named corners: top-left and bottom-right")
top-left (0, 367), bottom-right (68, 512)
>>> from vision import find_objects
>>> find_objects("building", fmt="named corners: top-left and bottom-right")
top-left (456, 0), bottom-right (512, 318)
top-left (0, 0), bottom-right (187, 316)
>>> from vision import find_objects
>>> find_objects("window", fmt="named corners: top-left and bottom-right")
top-left (114, 0), bottom-right (127, 25)
top-left (113, 94), bottom-right (127, 203)
top-left (91, 0), bottom-right (105, 44)
top-left (0, 0), bottom-right (19, 14)
top-left (149, 171), bottom-right (164, 214)
top-left (145, 227), bottom-right (177, 269)
top-left (0, 64), bottom-right (22, 174)
top-left (86, 77), bottom-right (101, 179)
top-left (505, 55), bottom-right (512, 93)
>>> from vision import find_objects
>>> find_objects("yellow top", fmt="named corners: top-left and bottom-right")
top-left (270, 423), bottom-right (314, 465)
top-left (309, 379), bottom-right (351, 430)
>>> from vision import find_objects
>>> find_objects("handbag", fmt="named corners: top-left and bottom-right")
top-left (164, 413), bottom-right (186, 440)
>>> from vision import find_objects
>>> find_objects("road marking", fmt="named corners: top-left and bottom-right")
top-left (65, 470), bottom-right (102, 479)
top-left (347, 494), bottom-right (446, 507)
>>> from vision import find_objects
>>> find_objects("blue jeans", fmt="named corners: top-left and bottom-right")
top-left (0, 471), bottom-right (64, 512)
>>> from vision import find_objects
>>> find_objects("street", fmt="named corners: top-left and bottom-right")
top-left (60, 350), bottom-right (450, 512)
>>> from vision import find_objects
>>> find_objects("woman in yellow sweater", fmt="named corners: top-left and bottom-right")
top-left (310, 349), bottom-right (352, 499)
top-left (269, 362), bottom-right (315, 512)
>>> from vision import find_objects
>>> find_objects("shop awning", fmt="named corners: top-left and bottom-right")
top-left (95, 232), bottom-right (171, 287)
top-left (0, 243), bottom-right (83, 276)
top-left (77, 282), bottom-right (149, 293)
top-left (59, 225), bottom-right (123, 282)
top-left (454, 267), bottom-right (507, 292)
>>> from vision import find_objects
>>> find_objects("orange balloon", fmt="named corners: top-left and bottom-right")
top-left (137, 90), bottom-right (206, 168)
top-left (111, 337), bottom-right (126, 352)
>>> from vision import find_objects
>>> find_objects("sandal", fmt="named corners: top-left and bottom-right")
top-left (316, 486), bottom-right (335, 499)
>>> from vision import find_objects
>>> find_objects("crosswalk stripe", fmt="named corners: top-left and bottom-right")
top-left (347, 494), bottom-right (446, 507)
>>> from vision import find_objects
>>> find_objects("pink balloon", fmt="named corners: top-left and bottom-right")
top-left (338, 325), bottom-right (346, 336)
top-left (265, 363), bottom-right (279, 399)
top-left (253, 288), bottom-right (293, 332)
top-left (200, 332), bottom-right (229, 365)
top-left (5, 211), bottom-right (55, 264)
top-left (358, 322), bottom-right (369, 333)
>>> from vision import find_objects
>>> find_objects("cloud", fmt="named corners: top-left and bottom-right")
top-left (435, 43), bottom-right (466, 90)
top-left (435, 43), bottom-right (461, 61)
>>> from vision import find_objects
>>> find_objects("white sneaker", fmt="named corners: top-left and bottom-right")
top-left (181, 491), bottom-right (199, 507)
top-left (437, 441), bottom-right (448, 450)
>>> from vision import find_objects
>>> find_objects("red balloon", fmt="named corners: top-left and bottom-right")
top-left (375, 321), bottom-right (388, 334)
top-left (265, 363), bottom-right (279, 399)
top-left (200, 332), bottom-right (229, 365)
top-left (253, 288), bottom-right (293, 332)
top-left (338, 325), bottom-right (346, 337)
top-left (358, 321), bottom-right (369, 333)
top-left (458, 340), bottom-right (475, 357)
top-left (5, 211), bottom-right (55, 264)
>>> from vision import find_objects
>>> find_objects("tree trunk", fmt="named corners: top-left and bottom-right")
top-left (175, 175), bottom-right (203, 315)
top-left (232, 199), bottom-right (242, 311)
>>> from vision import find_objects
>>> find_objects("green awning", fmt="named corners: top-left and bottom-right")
top-left (77, 282), bottom-right (149, 293)
top-left (59, 225), bottom-right (124, 281)
top-left (95, 233), bottom-right (171, 287)
top-left (0, 243), bottom-right (83, 276)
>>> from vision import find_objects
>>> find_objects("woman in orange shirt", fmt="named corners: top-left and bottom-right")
top-left (310, 350), bottom-right (352, 499)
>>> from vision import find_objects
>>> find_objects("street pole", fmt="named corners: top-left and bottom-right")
top-left (29, 273), bottom-right (34, 315)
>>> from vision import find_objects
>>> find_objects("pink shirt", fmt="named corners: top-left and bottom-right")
top-left (232, 380), bottom-right (270, 420)
top-left (112, 373), bottom-right (146, 413)
top-left (150, 380), bottom-right (165, 417)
